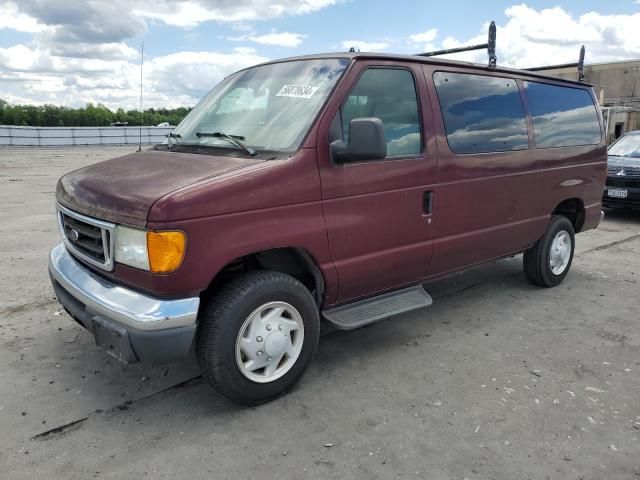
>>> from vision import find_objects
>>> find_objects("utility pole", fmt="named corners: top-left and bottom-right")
top-left (138, 42), bottom-right (144, 152)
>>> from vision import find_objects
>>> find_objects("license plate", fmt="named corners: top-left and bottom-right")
top-left (607, 188), bottom-right (628, 199)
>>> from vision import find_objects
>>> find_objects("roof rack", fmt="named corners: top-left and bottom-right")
top-left (417, 21), bottom-right (497, 69)
top-left (525, 45), bottom-right (586, 82)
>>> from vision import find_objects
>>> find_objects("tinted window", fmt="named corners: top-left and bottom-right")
top-left (524, 81), bottom-right (601, 148)
top-left (341, 68), bottom-right (421, 157)
top-left (433, 72), bottom-right (528, 154)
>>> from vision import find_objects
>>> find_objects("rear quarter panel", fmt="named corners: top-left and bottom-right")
top-left (524, 84), bottom-right (607, 231)
top-left (423, 66), bottom-right (606, 278)
top-left (530, 143), bottom-right (607, 231)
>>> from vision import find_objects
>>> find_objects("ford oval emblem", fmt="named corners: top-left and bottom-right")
top-left (68, 229), bottom-right (79, 241)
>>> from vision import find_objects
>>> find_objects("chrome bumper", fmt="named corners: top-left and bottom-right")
top-left (49, 243), bottom-right (199, 331)
top-left (48, 243), bottom-right (200, 363)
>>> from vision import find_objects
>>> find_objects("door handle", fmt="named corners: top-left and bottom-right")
top-left (423, 191), bottom-right (433, 214)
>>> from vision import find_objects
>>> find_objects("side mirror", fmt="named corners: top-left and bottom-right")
top-left (331, 117), bottom-right (386, 163)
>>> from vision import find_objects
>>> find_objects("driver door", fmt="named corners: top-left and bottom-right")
top-left (317, 61), bottom-right (437, 303)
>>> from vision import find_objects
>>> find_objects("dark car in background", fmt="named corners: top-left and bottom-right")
top-left (603, 131), bottom-right (640, 209)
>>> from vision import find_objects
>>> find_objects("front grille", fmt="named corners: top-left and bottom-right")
top-left (606, 177), bottom-right (640, 189)
top-left (57, 204), bottom-right (115, 271)
top-left (607, 164), bottom-right (640, 178)
top-left (61, 214), bottom-right (106, 261)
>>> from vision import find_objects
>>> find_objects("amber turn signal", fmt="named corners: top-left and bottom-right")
top-left (146, 231), bottom-right (186, 274)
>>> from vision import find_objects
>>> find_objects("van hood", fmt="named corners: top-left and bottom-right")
top-left (608, 154), bottom-right (640, 166)
top-left (56, 150), bottom-right (263, 227)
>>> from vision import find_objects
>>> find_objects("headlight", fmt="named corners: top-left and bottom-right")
top-left (114, 226), bottom-right (186, 274)
top-left (114, 226), bottom-right (150, 270)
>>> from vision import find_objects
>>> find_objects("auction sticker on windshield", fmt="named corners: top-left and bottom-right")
top-left (276, 85), bottom-right (319, 99)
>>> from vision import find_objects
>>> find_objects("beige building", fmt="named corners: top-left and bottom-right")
top-left (534, 60), bottom-right (640, 143)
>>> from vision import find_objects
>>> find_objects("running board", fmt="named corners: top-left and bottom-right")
top-left (322, 285), bottom-right (433, 330)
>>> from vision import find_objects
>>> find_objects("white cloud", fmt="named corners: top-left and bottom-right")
top-left (408, 28), bottom-right (438, 54)
top-left (48, 40), bottom-right (139, 61)
top-left (0, 0), bottom-right (338, 109)
top-left (248, 32), bottom-right (307, 47)
top-left (232, 46), bottom-right (259, 55)
top-left (3, 2), bottom-right (640, 111)
top-left (408, 28), bottom-right (437, 44)
top-left (18, 1), bottom-right (147, 44)
top-left (0, 43), bottom-right (269, 109)
top-left (433, 5), bottom-right (640, 68)
top-left (0, 2), bottom-right (45, 33)
top-left (4, 1), bottom-right (336, 44)
top-left (341, 40), bottom-right (389, 52)
top-left (0, 44), bottom-right (42, 71)
top-left (133, 0), bottom-right (337, 28)
top-left (147, 50), bottom-right (269, 98)
top-left (226, 30), bottom-right (307, 47)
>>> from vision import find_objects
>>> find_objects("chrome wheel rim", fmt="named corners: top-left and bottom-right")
top-left (549, 230), bottom-right (571, 275)
top-left (235, 301), bottom-right (304, 383)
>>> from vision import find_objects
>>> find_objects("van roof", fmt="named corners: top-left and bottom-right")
top-left (253, 52), bottom-right (593, 88)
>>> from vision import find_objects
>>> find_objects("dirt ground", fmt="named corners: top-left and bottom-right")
top-left (1, 146), bottom-right (639, 479)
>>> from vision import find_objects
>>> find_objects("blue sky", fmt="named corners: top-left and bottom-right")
top-left (0, 0), bottom-right (639, 108)
top-left (129, 0), bottom-right (639, 58)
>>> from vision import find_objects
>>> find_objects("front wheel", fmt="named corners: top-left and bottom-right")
top-left (523, 215), bottom-right (575, 288)
top-left (196, 270), bottom-right (320, 405)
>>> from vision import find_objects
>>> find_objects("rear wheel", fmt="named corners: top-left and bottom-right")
top-left (523, 215), bottom-right (575, 288)
top-left (197, 270), bottom-right (320, 405)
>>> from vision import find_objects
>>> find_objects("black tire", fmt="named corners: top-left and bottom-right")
top-left (523, 215), bottom-right (575, 288)
top-left (196, 270), bottom-right (320, 406)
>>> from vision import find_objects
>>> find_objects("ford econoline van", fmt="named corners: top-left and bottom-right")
top-left (49, 50), bottom-right (606, 404)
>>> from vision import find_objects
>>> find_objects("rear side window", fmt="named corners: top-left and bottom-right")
top-left (524, 82), bottom-right (601, 148)
top-left (433, 72), bottom-right (528, 154)
top-left (341, 68), bottom-right (422, 157)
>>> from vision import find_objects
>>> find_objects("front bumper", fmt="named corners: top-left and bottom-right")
top-left (48, 243), bottom-right (200, 364)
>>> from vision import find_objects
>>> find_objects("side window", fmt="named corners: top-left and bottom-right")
top-left (341, 68), bottom-right (422, 158)
top-left (524, 81), bottom-right (601, 148)
top-left (433, 72), bottom-right (528, 154)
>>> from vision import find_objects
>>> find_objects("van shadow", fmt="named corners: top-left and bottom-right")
top-left (154, 258), bottom-right (528, 413)
top-left (311, 257), bottom-right (527, 379)
top-left (39, 257), bottom-right (527, 425)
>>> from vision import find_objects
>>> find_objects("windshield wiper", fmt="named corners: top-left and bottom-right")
top-left (195, 131), bottom-right (256, 157)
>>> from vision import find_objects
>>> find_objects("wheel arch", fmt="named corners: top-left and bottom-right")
top-left (201, 247), bottom-right (326, 308)
top-left (552, 197), bottom-right (585, 233)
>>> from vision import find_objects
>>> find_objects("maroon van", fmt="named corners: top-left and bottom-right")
top-left (49, 49), bottom-right (606, 404)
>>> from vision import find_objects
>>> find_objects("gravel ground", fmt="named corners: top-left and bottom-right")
top-left (1, 146), bottom-right (639, 479)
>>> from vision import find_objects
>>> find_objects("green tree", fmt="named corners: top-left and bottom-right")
top-left (0, 101), bottom-right (192, 127)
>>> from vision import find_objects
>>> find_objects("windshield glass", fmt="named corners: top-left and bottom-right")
top-left (172, 58), bottom-right (350, 153)
top-left (608, 133), bottom-right (640, 158)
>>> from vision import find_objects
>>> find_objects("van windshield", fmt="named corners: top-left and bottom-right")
top-left (172, 58), bottom-right (350, 153)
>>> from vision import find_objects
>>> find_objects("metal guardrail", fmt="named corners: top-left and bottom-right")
top-left (0, 126), bottom-right (173, 147)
